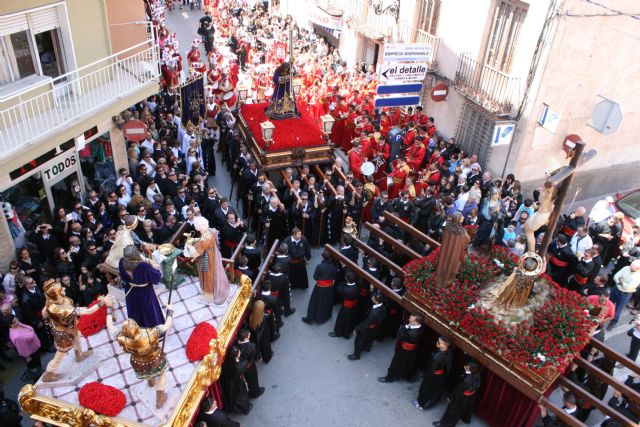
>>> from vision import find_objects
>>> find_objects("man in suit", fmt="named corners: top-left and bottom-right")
top-left (348, 292), bottom-right (386, 360)
top-left (196, 396), bottom-right (239, 427)
top-left (19, 276), bottom-right (52, 352)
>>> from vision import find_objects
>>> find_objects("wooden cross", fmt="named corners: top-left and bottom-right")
top-left (538, 141), bottom-right (588, 259)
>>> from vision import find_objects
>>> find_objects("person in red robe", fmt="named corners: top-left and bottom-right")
top-left (415, 106), bottom-right (429, 126)
top-left (348, 143), bottom-right (366, 183)
top-left (371, 133), bottom-right (390, 181)
top-left (426, 117), bottom-right (437, 138)
top-left (342, 105), bottom-right (359, 152)
top-left (187, 41), bottom-right (201, 68)
top-left (406, 140), bottom-right (426, 171)
top-left (330, 96), bottom-right (348, 148)
top-left (389, 159), bottom-right (410, 199)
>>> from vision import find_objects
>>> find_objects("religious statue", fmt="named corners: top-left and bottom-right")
top-left (40, 279), bottom-right (110, 382)
top-left (183, 216), bottom-right (231, 304)
top-left (105, 216), bottom-right (137, 269)
top-left (435, 212), bottom-right (470, 288)
top-left (496, 252), bottom-right (545, 309)
top-left (523, 181), bottom-right (556, 252)
top-left (343, 216), bottom-right (358, 241)
top-left (106, 301), bottom-right (174, 409)
top-left (119, 245), bottom-right (165, 328)
top-left (264, 61), bottom-right (300, 120)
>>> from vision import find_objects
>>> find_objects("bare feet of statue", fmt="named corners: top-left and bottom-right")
top-left (74, 349), bottom-right (93, 362)
top-left (148, 378), bottom-right (156, 387)
top-left (42, 371), bottom-right (64, 382)
top-left (156, 390), bottom-right (168, 408)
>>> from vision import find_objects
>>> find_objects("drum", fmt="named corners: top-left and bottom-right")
top-left (361, 161), bottom-right (375, 177)
top-left (265, 87), bottom-right (274, 97)
top-left (192, 62), bottom-right (206, 74)
top-left (223, 91), bottom-right (237, 109)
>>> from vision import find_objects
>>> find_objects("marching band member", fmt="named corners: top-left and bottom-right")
top-left (187, 40), bottom-right (201, 68)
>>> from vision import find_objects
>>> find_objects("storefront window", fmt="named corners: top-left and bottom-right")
top-left (1, 174), bottom-right (50, 246)
top-left (79, 131), bottom-right (117, 193)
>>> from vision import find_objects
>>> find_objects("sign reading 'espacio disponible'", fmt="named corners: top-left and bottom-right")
top-left (381, 43), bottom-right (433, 63)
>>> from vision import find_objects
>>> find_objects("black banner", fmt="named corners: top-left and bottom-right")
top-left (181, 76), bottom-right (205, 127)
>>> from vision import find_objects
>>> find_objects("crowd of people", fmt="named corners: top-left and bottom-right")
top-left (1, 0), bottom-right (640, 426)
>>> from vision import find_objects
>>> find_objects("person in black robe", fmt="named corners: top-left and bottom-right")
top-left (290, 192), bottom-right (316, 244)
top-left (236, 256), bottom-right (256, 283)
top-left (434, 362), bottom-right (482, 427)
top-left (412, 335), bottom-right (453, 409)
top-left (356, 258), bottom-right (381, 321)
top-left (330, 271), bottom-right (360, 338)
top-left (262, 198), bottom-right (288, 250)
top-left (302, 251), bottom-right (337, 324)
top-left (267, 262), bottom-right (294, 317)
top-left (197, 396), bottom-right (239, 427)
top-left (378, 313), bottom-right (423, 383)
top-left (275, 243), bottom-right (290, 276)
top-left (568, 248), bottom-right (596, 292)
top-left (348, 292), bottom-right (386, 360)
top-left (378, 278), bottom-right (405, 340)
top-left (220, 212), bottom-right (246, 259)
top-left (334, 234), bottom-right (359, 303)
top-left (247, 300), bottom-right (273, 364)
top-left (242, 234), bottom-right (261, 275)
top-left (220, 347), bottom-right (252, 415)
top-left (255, 281), bottom-right (281, 340)
top-left (237, 329), bottom-right (264, 398)
top-left (546, 234), bottom-right (577, 287)
top-left (371, 192), bottom-right (393, 223)
top-left (325, 187), bottom-right (349, 244)
top-left (284, 228), bottom-right (311, 290)
top-left (240, 161), bottom-right (260, 218)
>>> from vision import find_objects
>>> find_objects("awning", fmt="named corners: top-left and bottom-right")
top-left (310, 5), bottom-right (343, 31)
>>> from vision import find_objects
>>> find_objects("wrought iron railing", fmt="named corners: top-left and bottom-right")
top-left (454, 52), bottom-right (521, 116)
top-left (0, 41), bottom-right (160, 159)
top-left (396, 20), bottom-right (441, 70)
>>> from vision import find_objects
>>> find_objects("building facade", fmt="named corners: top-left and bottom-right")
top-left (281, 0), bottom-right (638, 197)
top-left (0, 0), bottom-right (160, 268)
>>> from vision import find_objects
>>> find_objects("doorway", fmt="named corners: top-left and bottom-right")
top-left (363, 38), bottom-right (379, 68)
top-left (46, 170), bottom-right (84, 213)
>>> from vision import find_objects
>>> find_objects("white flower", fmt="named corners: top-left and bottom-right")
top-left (536, 353), bottom-right (546, 362)
top-left (468, 304), bottom-right (476, 310)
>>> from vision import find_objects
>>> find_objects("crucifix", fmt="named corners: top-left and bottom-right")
top-left (495, 140), bottom-right (594, 308)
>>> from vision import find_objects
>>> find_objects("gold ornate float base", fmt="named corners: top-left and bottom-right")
top-left (19, 275), bottom-right (253, 427)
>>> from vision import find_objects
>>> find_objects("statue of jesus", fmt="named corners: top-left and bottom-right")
top-left (435, 212), bottom-right (470, 288)
top-left (264, 61), bottom-right (299, 120)
top-left (523, 181), bottom-right (556, 252)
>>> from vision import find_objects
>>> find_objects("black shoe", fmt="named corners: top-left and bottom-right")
top-left (377, 377), bottom-right (392, 383)
top-left (277, 320), bottom-right (284, 328)
top-left (272, 332), bottom-right (281, 342)
top-left (607, 322), bottom-right (616, 331)
top-left (347, 354), bottom-right (360, 360)
top-left (285, 308), bottom-right (296, 317)
top-left (301, 317), bottom-right (312, 324)
top-left (243, 403), bottom-right (253, 414)
top-left (328, 332), bottom-right (337, 337)
top-left (433, 423), bottom-right (441, 426)
top-left (250, 387), bottom-right (265, 398)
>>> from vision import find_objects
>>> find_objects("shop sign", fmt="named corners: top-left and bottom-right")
top-left (310, 6), bottom-right (343, 31)
top-left (42, 152), bottom-right (78, 183)
top-left (378, 63), bottom-right (428, 83)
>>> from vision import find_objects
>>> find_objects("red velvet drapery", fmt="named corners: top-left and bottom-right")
top-left (476, 370), bottom-right (542, 427)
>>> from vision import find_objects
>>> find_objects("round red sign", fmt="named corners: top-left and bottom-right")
top-left (430, 82), bottom-right (449, 102)
top-left (122, 119), bottom-right (148, 142)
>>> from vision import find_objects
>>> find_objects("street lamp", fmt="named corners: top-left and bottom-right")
top-left (238, 85), bottom-right (248, 103)
top-left (260, 120), bottom-right (275, 149)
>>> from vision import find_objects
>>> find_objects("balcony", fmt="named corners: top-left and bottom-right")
top-left (0, 41), bottom-right (160, 161)
top-left (342, 0), bottom-right (398, 40)
top-left (395, 20), bottom-right (441, 71)
top-left (454, 52), bottom-right (521, 116)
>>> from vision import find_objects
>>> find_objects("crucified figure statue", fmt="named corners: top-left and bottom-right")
top-left (523, 181), bottom-right (557, 253)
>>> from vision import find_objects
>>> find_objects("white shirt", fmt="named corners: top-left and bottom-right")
top-left (570, 233), bottom-right (593, 257)
top-left (589, 200), bottom-right (615, 224)
top-left (455, 192), bottom-right (469, 212)
top-left (614, 266), bottom-right (640, 293)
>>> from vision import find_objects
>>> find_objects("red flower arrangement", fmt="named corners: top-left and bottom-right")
top-left (78, 382), bottom-right (126, 416)
top-left (77, 300), bottom-right (108, 337)
top-left (186, 322), bottom-right (218, 362)
top-left (404, 246), bottom-right (595, 373)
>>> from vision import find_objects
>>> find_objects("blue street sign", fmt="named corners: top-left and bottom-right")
top-left (376, 83), bottom-right (423, 95)
top-left (374, 95), bottom-right (421, 108)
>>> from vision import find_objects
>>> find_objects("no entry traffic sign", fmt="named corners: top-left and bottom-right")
top-left (430, 82), bottom-right (449, 102)
top-left (123, 119), bottom-right (148, 142)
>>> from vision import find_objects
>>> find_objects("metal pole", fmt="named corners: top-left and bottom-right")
top-left (538, 141), bottom-right (585, 260)
top-left (161, 265), bottom-right (176, 353)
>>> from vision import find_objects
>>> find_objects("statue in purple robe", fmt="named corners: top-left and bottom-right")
top-left (119, 245), bottom-right (165, 328)
top-left (265, 61), bottom-right (299, 120)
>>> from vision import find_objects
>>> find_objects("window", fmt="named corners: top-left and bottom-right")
top-left (0, 6), bottom-right (65, 87)
top-left (417, 0), bottom-right (440, 36)
top-left (485, 0), bottom-right (527, 73)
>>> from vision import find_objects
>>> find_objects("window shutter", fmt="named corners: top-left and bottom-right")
top-left (0, 14), bottom-right (29, 36)
top-left (29, 6), bottom-right (61, 34)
